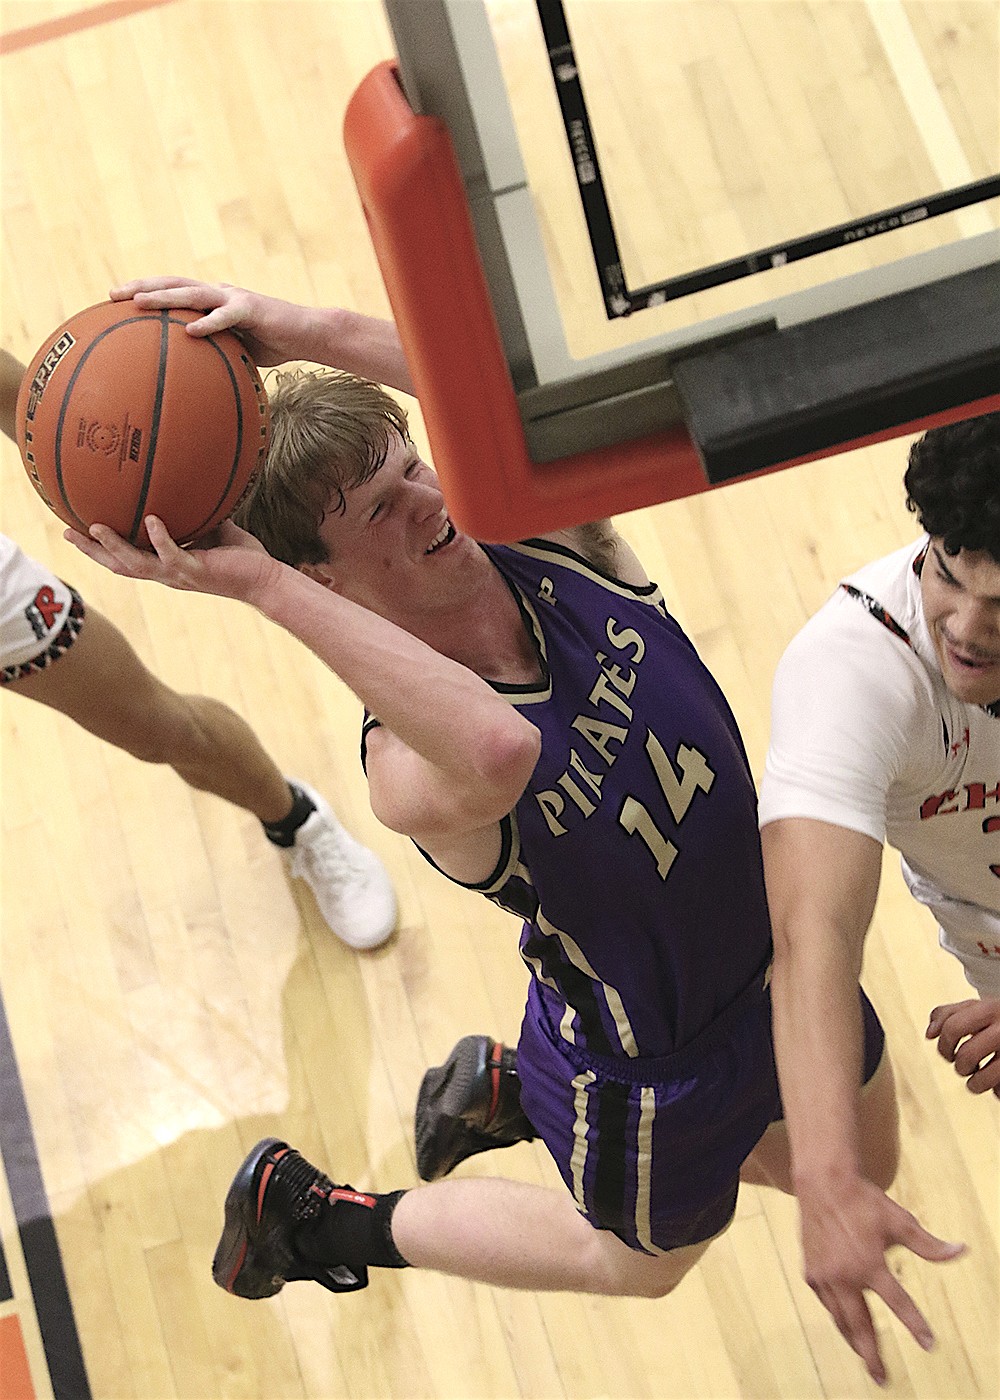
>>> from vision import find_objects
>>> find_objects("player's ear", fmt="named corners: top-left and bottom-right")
top-left (299, 560), bottom-right (341, 591)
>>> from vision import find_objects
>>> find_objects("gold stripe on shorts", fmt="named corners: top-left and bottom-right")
top-left (570, 1070), bottom-right (597, 1212)
top-left (634, 1085), bottom-right (659, 1253)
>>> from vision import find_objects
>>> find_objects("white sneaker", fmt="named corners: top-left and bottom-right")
top-left (284, 780), bottom-right (397, 950)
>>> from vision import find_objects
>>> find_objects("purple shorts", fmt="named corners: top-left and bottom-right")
top-left (516, 974), bottom-right (885, 1253)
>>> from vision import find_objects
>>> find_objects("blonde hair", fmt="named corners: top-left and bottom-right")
top-left (235, 367), bottom-right (410, 565)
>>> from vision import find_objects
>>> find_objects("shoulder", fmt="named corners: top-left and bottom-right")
top-left (772, 588), bottom-right (932, 767)
top-left (536, 521), bottom-right (651, 587)
top-left (778, 578), bottom-right (926, 703)
top-left (762, 576), bottom-right (940, 833)
top-left (779, 539), bottom-right (937, 708)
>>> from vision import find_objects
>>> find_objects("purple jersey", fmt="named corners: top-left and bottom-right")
top-left (437, 540), bottom-right (772, 1060)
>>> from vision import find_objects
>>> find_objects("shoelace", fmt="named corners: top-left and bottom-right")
top-left (293, 823), bottom-right (366, 888)
top-left (265, 1149), bottom-right (336, 1225)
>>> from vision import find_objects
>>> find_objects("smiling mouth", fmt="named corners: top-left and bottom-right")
top-left (944, 640), bottom-right (999, 671)
top-left (425, 520), bottom-right (456, 555)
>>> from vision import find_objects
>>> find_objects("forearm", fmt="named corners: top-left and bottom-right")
top-left (255, 564), bottom-right (536, 810)
top-left (762, 819), bottom-right (882, 1189)
top-left (770, 924), bottom-right (867, 1186)
top-left (301, 307), bottom-right (415, 396)
top-left (112, 279), bottom-right (417, 394)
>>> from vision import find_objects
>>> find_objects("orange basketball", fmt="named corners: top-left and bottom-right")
top-left (15, 300), bottom-right (270, 546)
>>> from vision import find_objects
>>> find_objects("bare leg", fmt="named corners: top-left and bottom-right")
top-left (390, 1176), bottom-right (715, 1298)
top-left (3, 342), bottom-right (292, 819)
top-left (8, 606), bottom-right (295, 822)
top-left (740, 1050), bottom-right (901, 1194)
top-left (0, 348), bottom-right (22, 441)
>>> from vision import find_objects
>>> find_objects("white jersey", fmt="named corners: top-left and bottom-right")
top-left (760, 537), bottom-right (1000, 996)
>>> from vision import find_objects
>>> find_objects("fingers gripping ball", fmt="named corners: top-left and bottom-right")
top-left (15, 300), bottom-right (270, 545)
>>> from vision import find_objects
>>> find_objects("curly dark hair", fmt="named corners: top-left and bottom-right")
top-left (904, 411), bottom-right (1000, 564)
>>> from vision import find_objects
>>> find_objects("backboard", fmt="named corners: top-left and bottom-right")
top-left (346, 0), bottom-right (999, 538)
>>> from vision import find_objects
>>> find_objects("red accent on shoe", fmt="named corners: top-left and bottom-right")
top-left (329, 1187), bottom-right (377, 1208)
top-left (486, 1040), bottom-right (503, 1125)
top-left (257, 1163), bottom-right (274, 1222)
top-left (225, 1241), bottom-right (248, 1294)
top-left (256, 1146), bottom-right (289, 1222)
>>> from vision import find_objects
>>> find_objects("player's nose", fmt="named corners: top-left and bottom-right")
top-left (948, 597), bottom-right (998, 652)
top-left (412, 472), bottom-right (446, 519)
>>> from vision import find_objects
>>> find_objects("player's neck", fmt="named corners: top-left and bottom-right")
top-left (409, 566), bottom-right (542, 685)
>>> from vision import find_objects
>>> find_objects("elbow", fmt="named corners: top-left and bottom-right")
top-left (477, 718), bottom-right (541, 809)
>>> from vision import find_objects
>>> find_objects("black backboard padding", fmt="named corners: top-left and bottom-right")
top-left (672, 262), bottom-right (1000, 482)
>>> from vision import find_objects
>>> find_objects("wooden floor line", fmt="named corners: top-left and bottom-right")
top-left (864, 0), bottom-right (996, 241)
top-left (0, 0), bottom-right (178, 56)
top-left (0, 987), bottom-right (91, 1400)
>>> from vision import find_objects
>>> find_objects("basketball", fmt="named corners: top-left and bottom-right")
top-left (15, 299), bottom-right (270, 546)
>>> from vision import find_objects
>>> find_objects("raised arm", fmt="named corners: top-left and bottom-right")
top-left (111, 280), bottom-right (660, 590)
top-left (759, 590), bottom-right (976, 1380)
top-left (69, 517), bottom-right (539, 853)
top-left (111, 281), bottom-right (658, 588)
top-left (763, 817), bottom-right (881, 1189)
top-left (763, 815), bottom-right (965, 1383)
top-left (110, 278), bottom-right (416, 396)
top-left (258, 553), bottom-right (540, 850)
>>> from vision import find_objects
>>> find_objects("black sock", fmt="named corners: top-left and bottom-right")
top-left (262, 783), bottom-right (316, 848)
top-left (296, 1188), bottom-right (410, 1271)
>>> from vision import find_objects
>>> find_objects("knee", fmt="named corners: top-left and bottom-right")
top-left (116, 726), bottom-right (170, 766)
top-left (116, 694), bottom-right (208, 767)
top-left (581, 1230), bottom-right (689, 1299)
top-left (627, 1271), bottom-right (681, 1300)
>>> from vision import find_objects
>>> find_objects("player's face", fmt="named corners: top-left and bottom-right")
top-left (920, 541), bottom-right (1000, 705)
top-left (314, 431), bottom-right (479, 619)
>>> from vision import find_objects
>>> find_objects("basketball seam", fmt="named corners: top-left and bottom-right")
top-left (52, 342), bottom-right (108, 534)
top-left (50, 314), bottom-right (169, 541)
top-left (127, 313), bottom-right (170, 543)
top-left (179, 324), bottom-right (247, 540)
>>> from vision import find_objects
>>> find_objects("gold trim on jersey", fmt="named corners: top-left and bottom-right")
top-left (509, 540), bottom-right (668, 609)
top-left (494, 585), bottom-right (553, 707)
top-left (476, 809), bottom-right (524, 898)
top-left (519, 948), bottom-right (563, 998)
top-left (536, 910), bottom-right (639, 1057)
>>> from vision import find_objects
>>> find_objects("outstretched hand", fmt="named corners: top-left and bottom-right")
top-left (797, 1175), bottom-right (965, 1386)
top-left (110, 277), bottom-right (320, 368)
top-left (65, 515), bottom-right (283, 607)
top-left (927, 997), bottom-right (1000, 1096)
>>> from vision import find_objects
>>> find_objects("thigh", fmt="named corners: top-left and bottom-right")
top-left (585, 1216), bottom-right (718, 1297)
top-left (7, 600), bottom-right (184, 751)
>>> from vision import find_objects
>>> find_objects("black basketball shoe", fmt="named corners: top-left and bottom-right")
top-left (213, 1138), bottom-right (372, 1298)
top-left (415, 1035), bottom-right (537, 1182)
